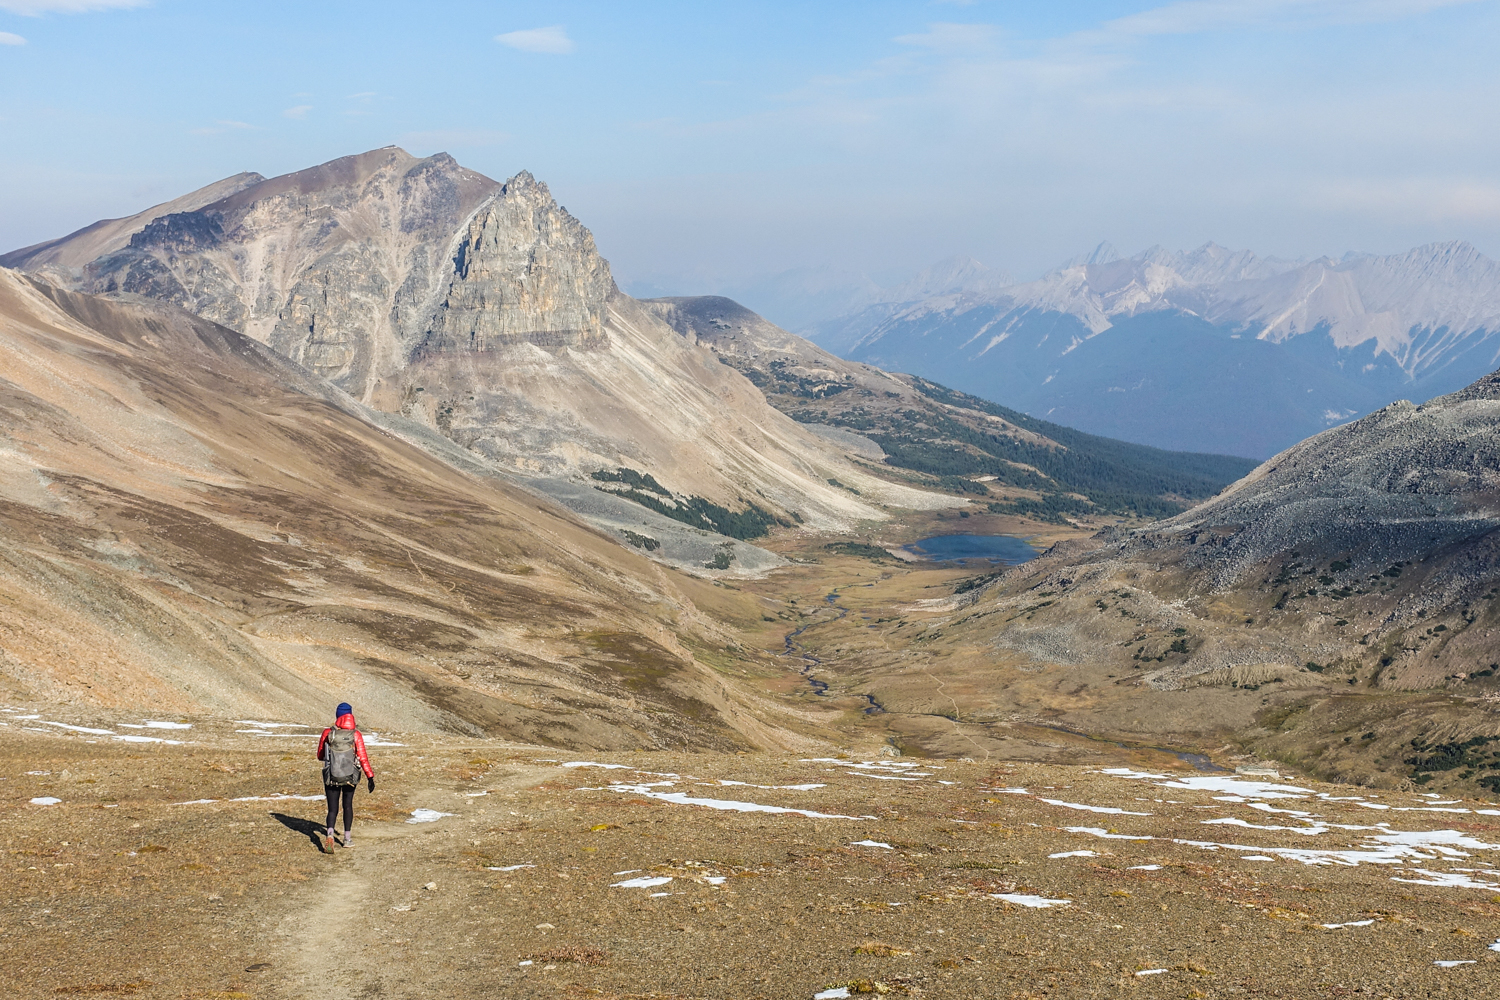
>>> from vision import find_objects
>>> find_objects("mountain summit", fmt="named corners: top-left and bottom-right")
top-left (3, 148), bottom-right (952, 562)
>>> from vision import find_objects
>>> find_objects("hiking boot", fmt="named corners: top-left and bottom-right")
top-left (342, 830), bottom-right (353, 848)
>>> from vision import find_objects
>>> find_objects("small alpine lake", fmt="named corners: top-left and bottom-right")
top-left (902, 532), bottom-right (1040, 565)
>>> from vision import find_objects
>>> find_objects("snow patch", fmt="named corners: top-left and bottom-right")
top-left (1040, 798), bottom-right (1151, 816)
top-left (589, 781), bottom-right (875, 820)
top-left (406, 808), bottom-right (454, 824)
top-left (612, 875), bottom-right (673, 889)
top-left (991, 893), bottom-right (1071, 908)
top-left (37, 721), bottom-right (114, 735)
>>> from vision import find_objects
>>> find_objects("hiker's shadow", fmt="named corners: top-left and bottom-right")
top-left (271, 812), bottom-right (327, 853)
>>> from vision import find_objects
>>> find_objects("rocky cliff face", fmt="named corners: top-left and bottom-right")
top-left (79, 147), bottom-right (502, 397)
top-left (417, 171), bottom-right (613, 355)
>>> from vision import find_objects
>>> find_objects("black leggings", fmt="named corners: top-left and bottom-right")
top-left (325, 783), bottom-right (356, 832)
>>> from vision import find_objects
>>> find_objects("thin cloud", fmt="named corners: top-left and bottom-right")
top-left (1104, 0), bottom-right (1481, 37)
top-left (1308, 176), bottom-right (1500, 223)
top-left (0, 31), bottom-right (24, 43)
top-left (283, 105), bottom-right (313, 119)
top-left (495, 25), bottom-right (574, 54)
top-left (0, 0), bottom-right (147, 13)
top-left (895, 22), bottom-right (999, 50)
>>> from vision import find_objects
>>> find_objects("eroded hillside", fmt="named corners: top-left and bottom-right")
top-left (0, 269), bottom-right (821, 749)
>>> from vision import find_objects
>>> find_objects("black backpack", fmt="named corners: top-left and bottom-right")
top-left (323, 728), bottom-right (361, 787)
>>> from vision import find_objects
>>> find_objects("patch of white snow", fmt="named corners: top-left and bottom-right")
top-left (406, 808), bottom-right (454, 824)
top-left (612, 876), bottom-right (673, 889)
top-left (991, 893), bottom-right (1071, 908)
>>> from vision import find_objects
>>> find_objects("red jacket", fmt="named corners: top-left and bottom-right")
top-left (317, 712), bottom-right (374, 778)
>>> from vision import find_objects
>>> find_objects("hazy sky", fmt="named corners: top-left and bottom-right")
top-left (2, 0), bottom-right (1498, 295)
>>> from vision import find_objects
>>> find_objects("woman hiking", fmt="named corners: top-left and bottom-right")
top-left (316, 702), bottom-right (375, 849)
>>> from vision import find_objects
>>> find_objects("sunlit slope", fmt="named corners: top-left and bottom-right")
top-left (0, 270), bottom-right (794, 749)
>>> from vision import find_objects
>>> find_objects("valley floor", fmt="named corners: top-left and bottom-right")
top-left (4, 722), bottom-right (1500, 999)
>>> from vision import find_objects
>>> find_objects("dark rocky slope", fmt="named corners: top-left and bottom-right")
top-left (919, 370), bottom-right (1500, 790)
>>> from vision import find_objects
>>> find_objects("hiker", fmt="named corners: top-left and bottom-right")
top-left (316, 702), bottom-right (375, 848)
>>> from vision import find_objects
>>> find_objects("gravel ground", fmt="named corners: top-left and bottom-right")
top-left (4, 719), bottom-right (1500, 998)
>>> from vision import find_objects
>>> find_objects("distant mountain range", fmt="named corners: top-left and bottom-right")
top-left (749, 241), bottom-right (1500, 458)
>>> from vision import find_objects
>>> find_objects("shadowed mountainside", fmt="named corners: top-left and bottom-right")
top-left (643, 295), bottom-right (1257, 520)
top-left (905, 370), bottom-right (1500, 790)
top-left (813, 241), bottom-right (1500, 457)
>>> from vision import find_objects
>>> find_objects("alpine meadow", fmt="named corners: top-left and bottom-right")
top-left (4, 3), bottom-right (1500, 998)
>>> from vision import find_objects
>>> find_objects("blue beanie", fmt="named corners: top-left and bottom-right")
top-left (336, 702), bottom-right (353, 718)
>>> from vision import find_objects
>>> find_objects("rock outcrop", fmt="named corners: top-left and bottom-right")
top-left (416, 171), bottom-right (613, 354)
top-left (79, 147), bottom-right (500, 396)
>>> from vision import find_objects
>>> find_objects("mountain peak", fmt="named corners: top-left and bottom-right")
top-left (1052, 241), bottom-right (1122, 272)
top-left (500, 169), bottom-right (550, 199)
top-left (1085, 241), bottom-right (1121, 265)
top-left (880, 255), bottom-right (1012, 303)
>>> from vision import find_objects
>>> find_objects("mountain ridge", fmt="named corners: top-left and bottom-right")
top-left (3, 147), bottom-right (952, 554)
top-left (642, 294), bottom-right (1258, 520)
top-left (809, 239), bottom-right (1500, 457)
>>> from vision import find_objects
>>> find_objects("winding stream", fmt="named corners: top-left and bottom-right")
top-left (780, 589), bottom-right (883, 713)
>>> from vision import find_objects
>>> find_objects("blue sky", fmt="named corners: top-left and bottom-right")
top-left (2, 0), bottom-right (1498, 296)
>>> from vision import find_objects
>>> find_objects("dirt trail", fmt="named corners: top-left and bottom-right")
top-left (274, 823), bottom-right (397, 998)
top-left (262, 766), bottom-right (557, 999)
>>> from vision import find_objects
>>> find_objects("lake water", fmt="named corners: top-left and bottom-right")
top-left (904, 533), bottom-right (1040, 566)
